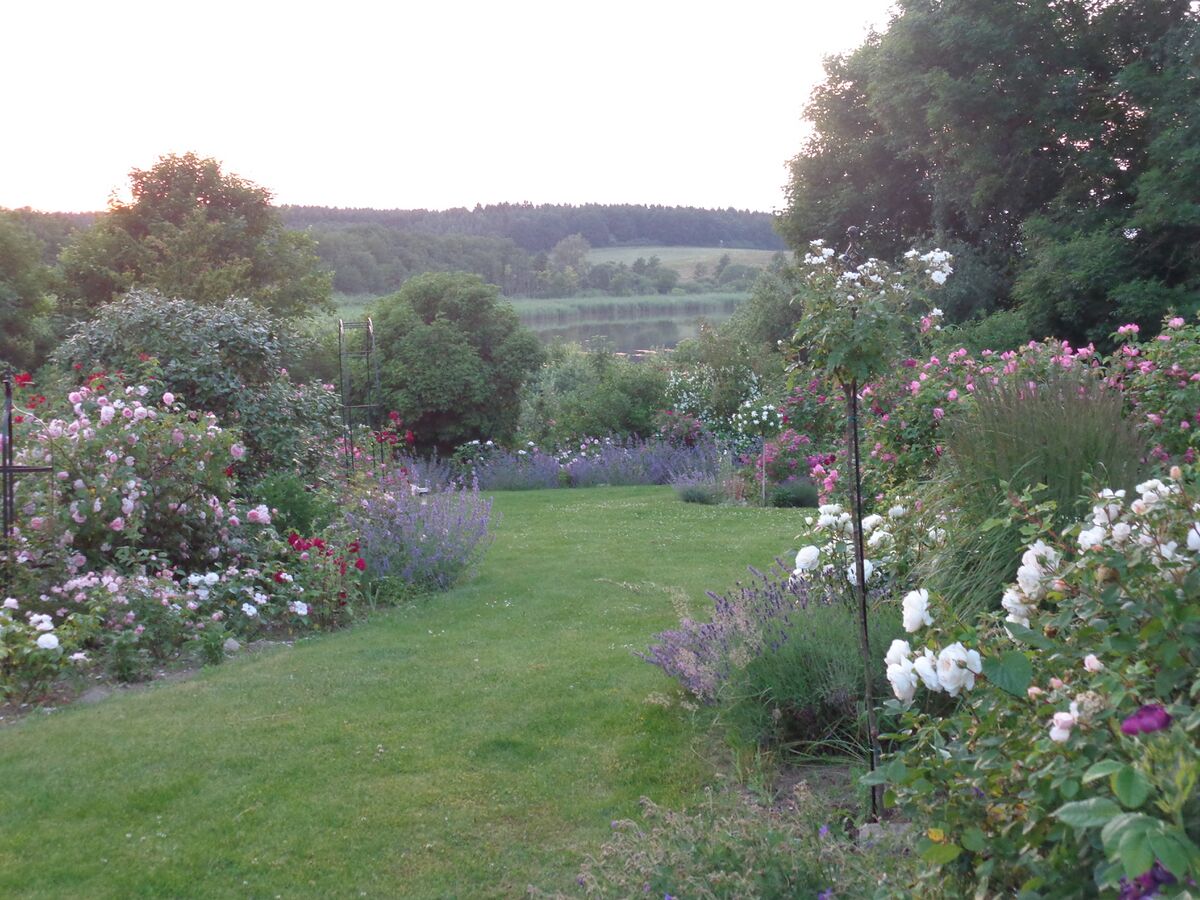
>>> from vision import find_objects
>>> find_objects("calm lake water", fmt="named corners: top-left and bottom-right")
top-left (528, 315), bottom-right (735, 353)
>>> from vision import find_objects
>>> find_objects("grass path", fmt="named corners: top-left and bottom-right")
top-left (0, 487), bottom-right (799, 898)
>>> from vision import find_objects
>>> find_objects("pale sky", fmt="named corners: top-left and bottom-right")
top-left (2, 0), bottom-right (895, 214)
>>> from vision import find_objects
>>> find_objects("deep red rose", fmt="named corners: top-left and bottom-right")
top-left (354, 557), bottom-right (366, 571)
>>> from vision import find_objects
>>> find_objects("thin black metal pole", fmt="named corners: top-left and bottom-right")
top-left (847, 378), bottom-right (882, 820)
top-left (3, 373), bottom-right (14, 586)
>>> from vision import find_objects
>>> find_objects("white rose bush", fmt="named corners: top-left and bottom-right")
top-left (868, 471), bottom-right (1200, 897)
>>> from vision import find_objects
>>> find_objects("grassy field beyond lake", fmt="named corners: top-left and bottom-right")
top-left (0, 487), bottom-right (799, 899)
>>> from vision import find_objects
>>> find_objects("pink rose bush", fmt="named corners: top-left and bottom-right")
top-left (0, 375), bottom-right (368, 696)
top-left (10, 373), bottom-right (239, 572)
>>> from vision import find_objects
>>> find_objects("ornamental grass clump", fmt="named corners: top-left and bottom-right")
top-left (919, 371), bottom-right (1145, 617)
top-left (561, 787), bottom-right (893, 900)
top-left (641, 563), bottom-right (898, 751)
top-left (343, 467), bottom-right (493, 592)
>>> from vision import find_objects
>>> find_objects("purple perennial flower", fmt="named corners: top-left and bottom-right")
top-left (1120, 704), bottom-right (1173, 736)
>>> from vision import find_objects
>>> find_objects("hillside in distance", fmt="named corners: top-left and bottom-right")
top-left (281, 202), bottom-right (785, 254)
top-left (284, 203), bottom-right (785, 297)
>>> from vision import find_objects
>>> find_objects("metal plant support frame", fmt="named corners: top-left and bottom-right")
top-left (1, 370), bottom-right (51, 598)
top-left (337, 318), bottom-right (384, 474)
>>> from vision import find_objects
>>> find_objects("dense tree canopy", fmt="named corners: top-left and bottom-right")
top-left (283, 203), bottom-right (783, 255)
top-left (58, 153), bottom-right (331, 318)
top-left (0, 211), bottom-right (56, 371)
top-left (781, 0), bottom-right (1199, 345)
top-left (372, 273), bottom-right (544, 451)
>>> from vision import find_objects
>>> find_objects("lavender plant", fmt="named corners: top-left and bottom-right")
top-left (452, 437), bottom-right (726, 491)
top-left (343, 467), bottom-right (493, 592)
top-left (642, 563), bottom-right (899, 750)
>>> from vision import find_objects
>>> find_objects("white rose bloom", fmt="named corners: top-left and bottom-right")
top-left (927, 527), bottom-right (947, 545)
top-left (1016, 564), bottom-right (1044, 600)
top-left (846, 559), bottom-right (875, 584)
top-left (913, 649), bottom-right (941, 692)
top-left (901, 589), bottom-right (933, 633)
top-left (1077, 525), bottom-right (1107, 551)
top-left (1001, 588), bottom-right (1033, 628)
top-left (867, 529), bottom-right (892, 550)
top-left (36, 633), bottom-right (60, 651)
top-left (816, 513), bottom-right (839, 530)
top-left (289, 601), bottom-right (309, 616)
top-left (1022, 540), bottom-right (1061, 570)
top-left (1111, 522), bottom-right (1133, 544)
top-left (861, 514), bottom-right (884, 535)
top-left (204, 572), bottom-right (219, 586)
top-left (888, 504), bottom-right (908, 518)
top-left (818, 503), bottom-right (843, 516)
top-left (794, 545), bottom-right (821, 572)
top-left (1188, 524), bottom-right (1200, 552)
top-left (241, 602), bottom-right (258, 618)
top-left (936, 643), bottom-right (982, 697)
top-left (887, 657), bottom-right (920, 704)
top-left (884, 639), bottom-right (911, 668)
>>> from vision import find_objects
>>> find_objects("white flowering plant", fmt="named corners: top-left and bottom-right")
top-left (868, 472), bottom-right (1200, 897)
top-left (789, 242), bottom-right (951, 387)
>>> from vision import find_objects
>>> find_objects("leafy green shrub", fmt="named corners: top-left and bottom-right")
top-left (53, 291), bottom-right (339, 476)
top-left (919, 371), bottom-right (1145, 617)
top-left (373, 272), bottom-right (544, 452)
top-left (875, 472), bottom-right (1200, 897)
top-left (769, 478), bottom-right (819, 508)
top-left (518, 342), bottom-right (668, 444)
top-left (250, 472), bottom-right (336, 536)
top-left (934, 308), bottom-right (1032, 355)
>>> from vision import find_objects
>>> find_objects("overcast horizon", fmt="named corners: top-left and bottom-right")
top-left (3, 0), bottom-right (895, 215)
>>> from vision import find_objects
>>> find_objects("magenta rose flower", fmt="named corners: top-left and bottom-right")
top-left (1120, 704), bottom-right (1172, 735)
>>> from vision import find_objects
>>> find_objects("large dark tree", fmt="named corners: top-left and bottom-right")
top-left (0, 211), bottom-right (56, 371)
top-left (372, 272), bottom-right (544, 452)
top-left (59, 153), bottom-right (331, 319)
top-left (782, 0), bottom-right (1198, 344)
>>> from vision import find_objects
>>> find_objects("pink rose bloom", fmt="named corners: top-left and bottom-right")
top-left (230, 443), bottom-right (246, 460)
top-left (246, 504), bottom-right (272, 525)
top-left (1083, 654), bottom-right (1104, 673)
top-left (162, 392), bottom-right (176, 405)
top-left (1168, 316), bottom-right (1185, 328)
top-left (109, 517), bottom-right (126, 532)
top-left (947, 389), bottom-right (959, 401)
top-left (933, 407), bottom-right (945, 421)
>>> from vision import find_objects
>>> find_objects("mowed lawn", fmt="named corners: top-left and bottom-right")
top-left (0, 487), bottom-right (799, 898)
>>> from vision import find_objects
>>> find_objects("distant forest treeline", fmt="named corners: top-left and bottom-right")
top-left (280, 203), bottom-right (783, 253)
top-left (281, 203), bottom-right (783, 296)
top-left (13, 203), bottom-right (781, 298)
